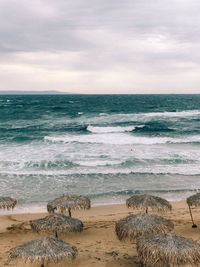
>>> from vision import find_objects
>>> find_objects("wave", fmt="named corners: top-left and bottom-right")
top-left (75, 158), bottom-right (196, 168)
top-left (88, 188), bottom-right (200, 198)
top-left (1, 124), bottom-right (88, 133)
top-left (88, 188), bottom-right (200, 203)
top-left (142, 110), bottom-right (200, 118)
top-left (0, 159), bottom-right (79, 171)
top-left (74, 160), bottom-right (124, 167)
top-left (74, 158), bottom-right (191, 169)
top-left (87, 125), bottom-right (136, 133)
top-left (134, 121), bottom-right (174, 133)
top-left (44, 134), bottom-right (200, 145)
top-left (1, 167), bottom-right (200, 176)
top-left (24, 159), bottom-right (78, 170)
top-left (2, 109), bottom-right (200, 143)
top-left (1, 156), bottom-right (196, 171)
top-left (75, 110), bottom-right (200, 125)
top-left (118, 158), bottom-right (196, 167)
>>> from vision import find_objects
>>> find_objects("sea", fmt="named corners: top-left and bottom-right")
top-left (0, 94), bottom-right (200, 213)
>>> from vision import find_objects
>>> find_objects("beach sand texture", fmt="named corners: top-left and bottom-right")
top-left (0, 201), bottom-right (200, 266)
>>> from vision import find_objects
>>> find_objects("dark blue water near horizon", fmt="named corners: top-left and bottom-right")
top-left (0, 94), bottom-right (200, 212)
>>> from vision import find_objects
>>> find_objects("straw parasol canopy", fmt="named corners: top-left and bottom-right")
top-left (8, 236), bottom-right (78, 267)
top-left (187, 193), bottom-right (200, 207)
top-left (47, 194), bottom-right (91, 217)
top-left (126, 194), bottom-right (172, 214)
top-left (0, 196), bottom-right (17, 210)
top-left (115, 213), bottom-right (174, 241)
top-left (136, 232), bottom-right (200, 266)
top-left (186, 192), bottom-right (200, 228)
top-left (30, 213), bottom-right (83, 238)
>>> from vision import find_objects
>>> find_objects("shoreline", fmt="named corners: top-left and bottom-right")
top-left (0, 194), bottom-right (193, 215)
top-left (0, 200), bottom-right (199, 266)
top-left (0, 199), bottom-right (187, 215)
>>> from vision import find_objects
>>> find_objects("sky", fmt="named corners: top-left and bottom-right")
top-left (0, 0), bottom-right (200, 94)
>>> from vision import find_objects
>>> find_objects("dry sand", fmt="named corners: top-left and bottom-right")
top-left (0, 201), bottom-right (200, 266)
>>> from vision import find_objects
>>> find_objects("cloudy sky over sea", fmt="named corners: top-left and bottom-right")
top-left (0, 0), bottom-right (200, 94)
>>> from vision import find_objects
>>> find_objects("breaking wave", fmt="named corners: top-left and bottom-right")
top-left (87, 125), bottom-right (136, 133)
top-left (44, 134), bottom-right (200, 145)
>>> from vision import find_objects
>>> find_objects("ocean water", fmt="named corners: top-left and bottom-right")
top-left (0, 94), bottom-right (200, 213)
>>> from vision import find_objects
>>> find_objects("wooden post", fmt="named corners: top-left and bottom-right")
top-left (188, 205), bottom-right (197, 228)
top-left (68, 207), bottom-right (72, 217)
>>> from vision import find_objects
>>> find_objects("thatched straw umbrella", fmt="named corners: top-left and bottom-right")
top-left (186, 192), bottom-right (200, 228)
top-left (0, 196), bottom-right (17, 210)
top-left (116, 213), bottom-right (174, 241)
top-left (47, 194), bottom-right (90, 217)
top-left (136, 232), bottom-right (200, 266)
top-left (30, 213), bottom-right (83, 238)
top-left (126, 194), bottom-right (172, 214)
top-left (8, 236), bottom-right (77, 267)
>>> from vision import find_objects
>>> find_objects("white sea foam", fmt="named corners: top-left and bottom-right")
top-left (1, 162), bottom-right (200, 176)
top-left (44, 134), bottom-right (200, 145)
top-left (87, 125), bottom-right (136, 133)
top-left (74, 160), bottom-right (124, 167)
top-left (73, 110), bottom-right (200, 125)
top-left (143, 110), bottom-right (200, 118)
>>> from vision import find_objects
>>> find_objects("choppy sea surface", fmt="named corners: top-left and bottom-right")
top-left (0, 94), bottom-right (200, 213)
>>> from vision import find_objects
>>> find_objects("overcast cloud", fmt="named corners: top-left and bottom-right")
top-left (0, 0), bottom-right (200, 93)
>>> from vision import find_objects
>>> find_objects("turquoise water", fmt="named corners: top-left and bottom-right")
top-left (0, 94), bottom-right (200, 212)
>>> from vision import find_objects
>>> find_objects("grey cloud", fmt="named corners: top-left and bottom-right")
top-left (1, 0), bottom-right (200, 52)
top-left (0, 0), bottom-right (200, 77)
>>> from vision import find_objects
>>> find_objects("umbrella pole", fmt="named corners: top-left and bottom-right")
top-left (68, 207), bottom-right (72, 217)
top-left (139, 259), bottom-right (144, 266)
top-left (188, 205), bottom-right (197, 228)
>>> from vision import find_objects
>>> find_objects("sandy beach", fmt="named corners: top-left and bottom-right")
top-left (0, 200), bottom-right (199, 266)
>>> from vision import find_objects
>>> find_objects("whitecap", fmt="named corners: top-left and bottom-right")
top-left (1, 163), bottom-right (200, 176)
top-left (143, 110), bottom-right (200, 118)
top-left (44, 134), bottom-right (200, 145)
top-left (74, 110), bottom-right (200, 125)
top-left (74, 160), bottom-right (124, 167)
top-left (87, 125), bottom-right (136, 133)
